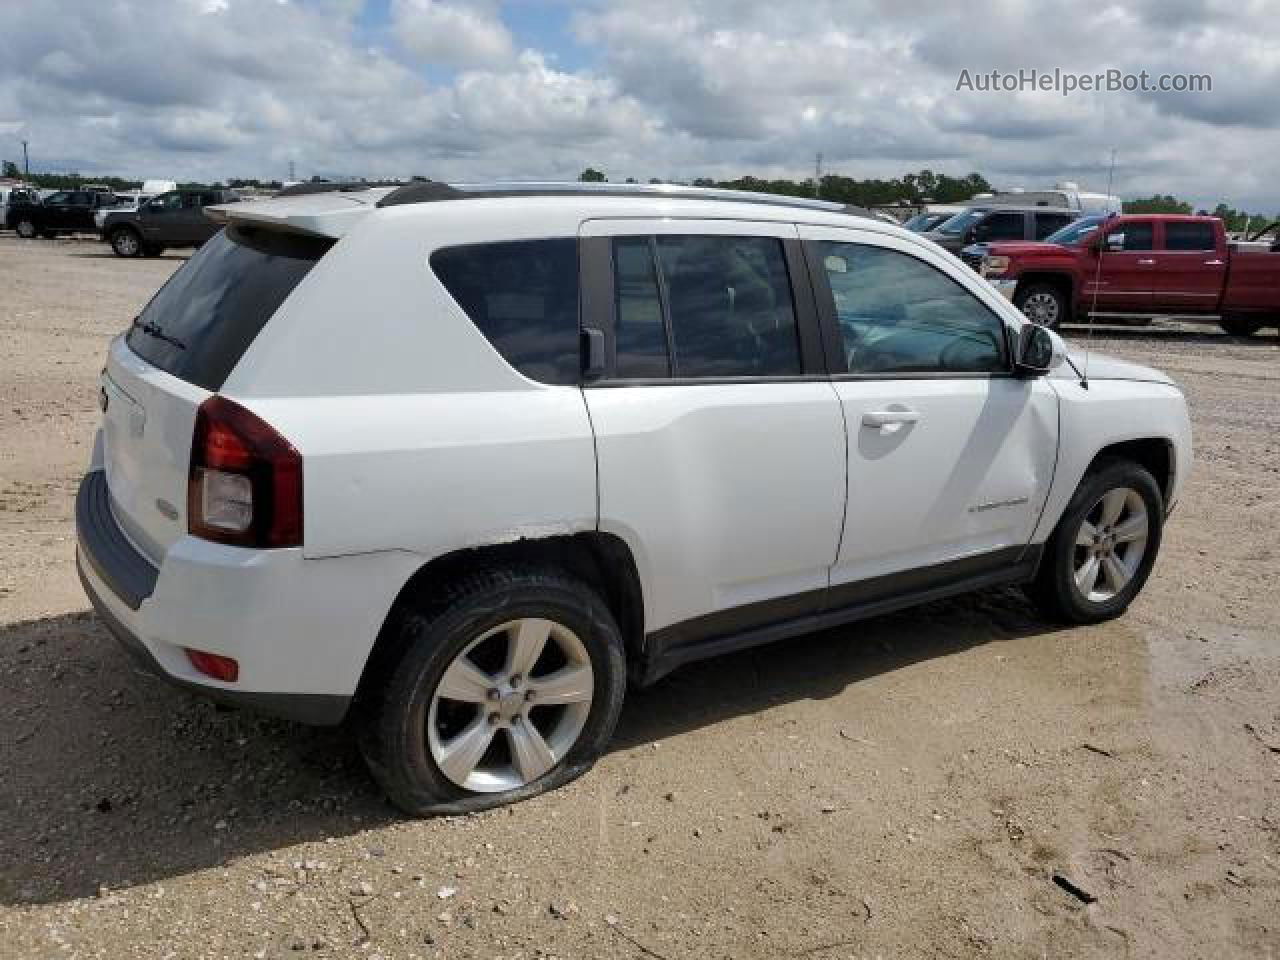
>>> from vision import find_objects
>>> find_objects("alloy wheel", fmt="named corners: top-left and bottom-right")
top-left (1022, 291), bottom-right (1060, 327)
top-left (113, 230), bottom-right (139, 256)
top-left (1072, 487), bottom-right (1149, 603)
top-left (427, 618), bottom-right (594, 793)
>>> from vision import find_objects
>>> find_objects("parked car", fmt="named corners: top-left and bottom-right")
top-left (76, 182), bottom-right (1191, 815)
top-left (100, 187), bottom-right (239, 257)
top-left (5, 189), bottom-right (119, 238)
top-left (0, 184), bottom-right (42, 231)
top-left (959, 214), bottom-right (1111, 271)
top-left (982, 214), bottom-right (1280, 335)
top-left (926, 205), bottom-right (1080, 260)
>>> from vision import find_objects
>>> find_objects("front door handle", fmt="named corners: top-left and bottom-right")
top-left (862, 409), bottom-right (921, 429)
top-left (1137, 258), bottom-right (1156, 265)
top-left (1204, 259), bottom-right (1224, 266)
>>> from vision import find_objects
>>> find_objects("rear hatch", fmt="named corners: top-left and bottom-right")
top-left (102, 226), bottom-right (333, 562)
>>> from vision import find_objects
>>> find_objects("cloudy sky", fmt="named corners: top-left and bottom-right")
top-left (1, 0), bottom-right (1277, 211)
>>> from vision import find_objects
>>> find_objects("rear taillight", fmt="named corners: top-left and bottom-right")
top-left (185, 648), bottom-right (240, 683)
top-left (188, 396), bottom-right (302, 548)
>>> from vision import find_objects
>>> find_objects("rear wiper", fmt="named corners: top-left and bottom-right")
top-left (130, 316), bottom-right (186, 350)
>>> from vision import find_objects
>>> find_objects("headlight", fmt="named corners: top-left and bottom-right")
top-left (981, 255), bottom-right (1010, 277)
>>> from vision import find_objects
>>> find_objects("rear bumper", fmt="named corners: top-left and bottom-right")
top-left (75, 469), bottom-right (418, 726)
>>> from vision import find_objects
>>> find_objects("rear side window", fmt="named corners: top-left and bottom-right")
top-left (126, 226), bottom-right (333, 390)
top-left (431, 239), bottom-right (580, 386)
top-left (982, 212), bottom-right (1024, 241)
top-left (1165, 222), bottom-right (1216, 251)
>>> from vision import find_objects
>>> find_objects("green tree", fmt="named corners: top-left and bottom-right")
top-left (578, 167), bottom-right (606, 182)
top-left (2, 160), bottom-right (21, 179)
top-left (1123, 195), bottom-right (1192, 214)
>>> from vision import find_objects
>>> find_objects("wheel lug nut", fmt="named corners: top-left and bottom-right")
top-left (511, 715), bottom-right (523, 726)
top-left (487, 688), bottom-right (500, 701)
top-left (488, 712), bottom-right (500, 726)
top-left (525, 690), bottom-right (536, 701)
top-left (509, 674), bottom-right (522, 688)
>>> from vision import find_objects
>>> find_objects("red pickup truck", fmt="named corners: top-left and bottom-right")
top-left (981, 214), bottom-right (1280, 336)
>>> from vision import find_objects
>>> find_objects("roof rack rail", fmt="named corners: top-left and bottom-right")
top-left (376, 180), bottom-right (874, 218)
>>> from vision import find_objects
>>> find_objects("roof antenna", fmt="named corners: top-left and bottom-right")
top-left (1079, 149), bottom-right (1118, 390)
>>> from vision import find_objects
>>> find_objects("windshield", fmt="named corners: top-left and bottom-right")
top-left (1044, 216), bottom-right (1105, 246)
top-left (935, 209), bottom-right (986, 235)
top-left (902, 212), bottom-right (950, 232)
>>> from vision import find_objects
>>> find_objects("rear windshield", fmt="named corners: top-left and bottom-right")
top-left (126, 226), bottom-right (334, 390)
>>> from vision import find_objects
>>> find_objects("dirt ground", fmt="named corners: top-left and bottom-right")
top-left (1, 233), bottom-right (1277, 960)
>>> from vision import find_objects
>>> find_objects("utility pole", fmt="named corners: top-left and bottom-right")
top-left (21, 140), bottom-right (29, 177)
top-left (288, 159), bottom-right (296, 182)
top-left (814, 152), bottom-right (823, 199)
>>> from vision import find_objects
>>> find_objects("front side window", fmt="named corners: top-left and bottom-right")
top-left (150, 192), bottom-right (182, 212)
top-left (431, 238), bottom-right (580, 386)
top-left (817, 241), bottom-right (1007, 374)
top-left (46, 192), bottom-right (70, 204)
top-left (1164, 221), bottom-right (1216, 251)
top-left (1108, 222), bottom-right (1154, 251)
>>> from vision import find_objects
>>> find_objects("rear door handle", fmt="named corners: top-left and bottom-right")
top-left (861, 409), bottom-right (921, 428)
top-left (1137, 258), bottom-right (1156, 265)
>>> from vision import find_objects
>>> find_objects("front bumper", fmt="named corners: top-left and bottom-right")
top-left (988, 277), bottom-right (1019, 301)
top-left (75, 468), bottom-right (411, 725)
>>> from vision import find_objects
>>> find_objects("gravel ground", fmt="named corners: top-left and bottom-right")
top-left (1, 233), bottom-right (1278, 959)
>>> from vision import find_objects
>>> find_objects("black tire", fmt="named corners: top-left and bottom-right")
top-left (110, 227), bottom-right (143, 258)
top-left (1026, 458), bottom-right (1164, 624)
top-left (1014, 282), bottom-right (1068, 329)
top-left (1219, 315), bottom-right (1264, 337)
top-left (14, 219), bottom-right (37, 239)
top-left (355, 567), bottom-right (626, 816)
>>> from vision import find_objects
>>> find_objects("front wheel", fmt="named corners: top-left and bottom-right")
top-left (15, 219), bottom-right (37, 239)
top-left (1220, 315), bottom-right (1264, 337)
top-left (1027, 459), bottom-right (1164, 624)
top-left (356, 568), bottom-right (626, 816)
top-left (110, 227), bottom-right (142, 257)
top-left (1014, 282), bottom-right (1068, 329)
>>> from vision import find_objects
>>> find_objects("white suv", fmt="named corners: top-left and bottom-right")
top-left (76, 182), bottom-right (1191, 814)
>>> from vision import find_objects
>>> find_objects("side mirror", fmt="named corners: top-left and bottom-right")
top-left (1014, 323), bottom-right (1067, 376)
top-left (1104, 231), bottom-right (1125, 252)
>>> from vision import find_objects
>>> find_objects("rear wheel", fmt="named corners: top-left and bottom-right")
top-left (110, 227), bottom-right (142, 257)
top-left (356, 567), bottom-right (626, 816)
top-left (1015, 282), bottom-right (1067, 329)
top-left (15, 219), bottom-right (36, 239)
top-left (1027, 459), bottom-right (1164, 624)
top-left (1219, 315), bottom-right (1264, 337)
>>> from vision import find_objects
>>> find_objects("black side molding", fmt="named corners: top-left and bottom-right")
top-left (75, 470), bottom-right (158, 611)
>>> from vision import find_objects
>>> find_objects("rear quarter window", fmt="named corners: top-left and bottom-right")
top-left (126, 226), bottom-right (334, 390)
top-left (430, 238), bottom-right (580, 385)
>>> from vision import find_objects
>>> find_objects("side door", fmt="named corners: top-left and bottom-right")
top-left (1149, 220), bottom-right (1225, 313)
top-left (139, 191), bottom-right (183, 243)
top-left (1084, 219), bottom-right (1155, 312)
top-left (798, 224), bottom-right (1058, 595)
top-left (579, 218), bottom-right (847, 650)
top-left (41, 191), bottom-right (73, 230)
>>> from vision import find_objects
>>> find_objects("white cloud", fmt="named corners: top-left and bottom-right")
top-left (392, 0), bottom-right (516, 69)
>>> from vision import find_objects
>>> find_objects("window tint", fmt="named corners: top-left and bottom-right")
top-left (46, 192), bottom-right (69, 204)
top-left (982, 212), bottom-right (1024, 241)
top-left (151, 192), bottom-right (181, 211)
top-left (1108, 222), bottom-right (1154, 250)
top-left (1035, 213), bottom-right (1075, 239)
top-left (612, 237), bottom-right (670, 378)
top-left (431, 238), bottom-right (580, 385)
top-left (1165, 221), bottom-right (1216, 251)
top-left (127, 227), bottom-right (332, 391)
top-left (817, 241), bottom-right (1007, 374)
top-left (654, 235), bottom-right (801, 377)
